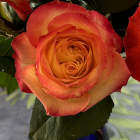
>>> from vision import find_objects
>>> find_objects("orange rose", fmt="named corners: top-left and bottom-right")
top-left (0, 0), bottom-right (32, 20)
top-left (124, 4), bottom-right (140, 81)
top-left (12, 0), bottom-right (131, 116)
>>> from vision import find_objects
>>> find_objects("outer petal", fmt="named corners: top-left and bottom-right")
top-left (26, 0), bottom-right (91, 47)
top-left (21, 64), bottom-right (90, 116)
top-left (48, 12), bottom-right (100, 35)
top-left (1, 0), bottom-right (33, 20)
top-left (82, 52), bottom-right (131, 111)
top-left (89, 11), bottom-right (122, 53)
top-left (12, 32), bottom-right (36, 93)
top-left (123, 6), bottom-right (140, 81)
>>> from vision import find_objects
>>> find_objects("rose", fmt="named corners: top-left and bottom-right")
top-left (124, 4), bottom-right (140, 81)
top-left (12, 0), bottom-right (131, 116)
top-left (0, 0), bottom-right (32, 20)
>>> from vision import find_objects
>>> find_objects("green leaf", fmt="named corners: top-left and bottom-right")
top-left (5, 74), bottom-right (18, 94)
top-left (0, 56), bottom-right (16, 76)
top-left (0, 36), bottom-right (14, 56)
top-left (0, 71), bottom-right (7, 88)
top-left (29, 96), bottom-right (113, 140)
top-left (93, 0), bottom-right (139, 13)
top-left (1, 2), bottom-right (26, 29)
top-left (0, 18), bottom-right (15, 37)
top-left (0, 71), bottom-right (18, 94)
top-left (0, 2), bottom-right (11, 21)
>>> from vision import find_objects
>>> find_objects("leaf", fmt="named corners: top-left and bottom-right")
top-left (5, 74), bottom-right (18, 94)
top-left (0, 2), bottom-right (10, 21)
top-left (0, 71), bottom-right (7, 88)
top-left (0, 56), bottom-right (16, 76)
top-left (93, 0), bottom-right (139, 13)
top-left (0, 71), bottom-right (18, 94)
top-left (1, 2), bottom-right (26, 29)
top-left (0, 36), bottom-right (14, 56)
top-left (29, 96), bottom-right (113, 140)
top-left (0, 19), bottom-right (13, 34)
top-left (0, 18), bottom-right (15, 37)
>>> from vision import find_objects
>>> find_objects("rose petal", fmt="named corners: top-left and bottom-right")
top-left (89, 11), bottom-right (122, 53)
top-left (27, 0), bottom-right (90, 47)
top-left (95, 38), bottom-right (115, 85)
top-left (48, 12), bottom-right (99, 35)
top-left (123, 6), bottom-right (140, 81)
top-left (21, 64), bottom-right (90, 116)
top-left (12, 32), bottom-right (36, 93)
top-left (82, 52), bottom-right (131, 111)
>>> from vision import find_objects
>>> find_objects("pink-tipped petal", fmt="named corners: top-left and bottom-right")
top-left (26, 0), bottom-right (91, 47)
top-left (89, 11), bottom-right (122, 53)
top-left (21, 64), bottom-right (90, 116)
top-left (82, 52), bottom-right (131, 111)
top-left (12, 32), bottom-right (36, 93)
top-left (48, 12), bottom-right (99, 35)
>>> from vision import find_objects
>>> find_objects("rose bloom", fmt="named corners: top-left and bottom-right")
top-left (0, 0), bottom-right (32, 20)
top-left (124, 4), bottom-right (140, 81)
top-left (12, 0), bottom-right (131, 116)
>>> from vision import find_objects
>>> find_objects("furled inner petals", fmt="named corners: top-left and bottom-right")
top-left (37, 25), bottom-right (104, 93)
top-left (55, 41), bottom-right (89, 79)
